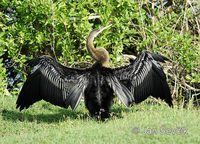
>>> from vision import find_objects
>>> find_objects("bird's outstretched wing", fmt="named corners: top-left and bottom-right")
top-left (16, 56), bottom-right (89, 111)
top-left (111, 51), bottom-right (173, 107)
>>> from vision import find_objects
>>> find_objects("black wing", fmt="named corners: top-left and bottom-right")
top-left (112, 51), bottom-right (173, 107)
top-left (16, 56), bottom-right (89, 111)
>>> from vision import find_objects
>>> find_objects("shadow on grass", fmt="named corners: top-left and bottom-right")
top-left (110, 105), bottom-right (131, 117)
top-left (1, 105), bottom-right (131, 123)
top-left (1, 108), bottom-right (89, 123)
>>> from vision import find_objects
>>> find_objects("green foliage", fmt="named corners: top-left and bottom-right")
top-left (0, 0), bottom-right (199, 101)
top-left (0, 59), bottom-right (6, 96)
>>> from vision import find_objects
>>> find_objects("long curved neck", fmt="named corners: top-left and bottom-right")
top-left (86, 26), bottom-right (111, 67)
top-left (86, 34), bottom-right (100, 61)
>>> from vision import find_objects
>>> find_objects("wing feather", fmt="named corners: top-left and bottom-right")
top-left (106, 76), bottom-right (134, 107)
top-left (16, 56), bottom-right (89, 111)
top-left (112, 51), bottom-right (173, 106)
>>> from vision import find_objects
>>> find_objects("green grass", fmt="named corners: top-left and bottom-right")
top-left (0, 95), bottom-right (200, 144)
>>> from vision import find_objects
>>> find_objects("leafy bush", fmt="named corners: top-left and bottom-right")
top-left (0, 0), bottom-right (199, 104)
top-left (0, 59), bottom-right (6, 96)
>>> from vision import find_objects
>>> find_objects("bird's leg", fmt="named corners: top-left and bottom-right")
top-left (88, 107), bottom-right (110, 121)
top-left (99, 108), bottom-right (110, 120)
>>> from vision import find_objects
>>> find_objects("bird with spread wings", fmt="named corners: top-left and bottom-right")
top-left (16, 24), bottom-right (173, 119)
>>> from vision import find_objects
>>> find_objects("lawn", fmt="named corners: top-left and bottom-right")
top-left (0, 95), bottom-right (199, 144)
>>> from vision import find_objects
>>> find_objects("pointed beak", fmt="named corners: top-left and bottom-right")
top-left (99, 24), bottom-right (112, 32)
top-left (94, 24), bottom-right (112, 37)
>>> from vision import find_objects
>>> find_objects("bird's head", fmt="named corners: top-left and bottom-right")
top-left (90, 24), bottom-right (112, 38)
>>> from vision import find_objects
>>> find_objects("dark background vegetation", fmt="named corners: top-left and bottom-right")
top-left (0, 0), bottom-right (199, 105)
